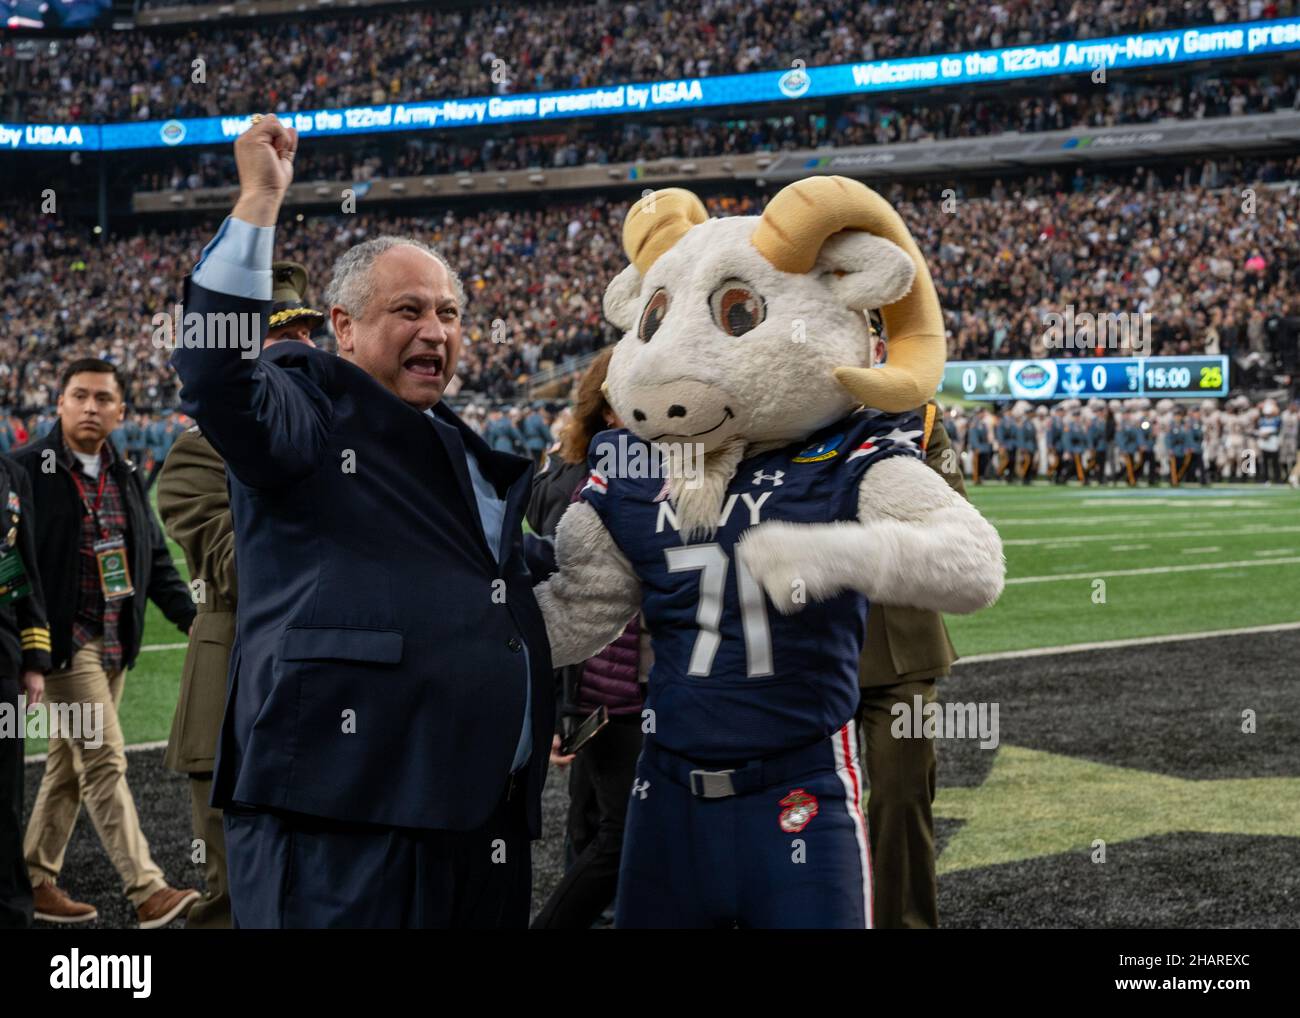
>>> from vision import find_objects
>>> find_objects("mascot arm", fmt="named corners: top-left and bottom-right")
top-left (533, 501), bottom-right (643, 667)
top-left (736, 455), bottom-right (1004, 615)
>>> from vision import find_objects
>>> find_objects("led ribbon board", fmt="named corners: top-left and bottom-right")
top-left (940, 357), bottom-right (1230, 402)
top-left (3, 18), bottom-right (1300, 151)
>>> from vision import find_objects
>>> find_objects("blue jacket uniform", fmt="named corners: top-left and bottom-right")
top-left (1116, 425), bottom-right (1139, 456)
top-left (966, 419), bottom-right (992, 453)
top-left (1086, 419), bottom-right (1108, 453)
top-left (484, 418), bottom-right (525, 455)
top-left (585, 408), bottom-right (924, 928)
top-left (995, 415), bottom-right (1018, 452)
top-left (521, 412), bottom-right (552, 455)
top-left (1063, 420), bottom-right (1089, 454)
top-left (583, 408), bottom-right (925, 763)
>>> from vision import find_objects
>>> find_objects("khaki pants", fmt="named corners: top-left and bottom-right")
top-left (858, 678), bottom-right (939, 929)
top-left (24, 639), bottom-right (166, 906)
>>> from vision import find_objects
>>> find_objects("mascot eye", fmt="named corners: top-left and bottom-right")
top-left (709, 281), bottom-right (766, 337)
top-left (638, 288), bottom-right (669, 342)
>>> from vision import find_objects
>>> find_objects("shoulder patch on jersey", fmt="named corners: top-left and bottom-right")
top-left (792, 434), bottom-right (845, 463)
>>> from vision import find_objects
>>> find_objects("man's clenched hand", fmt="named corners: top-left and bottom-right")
top-left (231, 114), bottom-right (298, 228)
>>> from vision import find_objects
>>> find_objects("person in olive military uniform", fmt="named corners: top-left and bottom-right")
top-left (856, 399), bottom-right (965, 929)
top-left (155, 261), bottom-right (325, 929)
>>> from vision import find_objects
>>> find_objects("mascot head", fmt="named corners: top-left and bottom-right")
top-left (600, 175), bottom-right (946, 456)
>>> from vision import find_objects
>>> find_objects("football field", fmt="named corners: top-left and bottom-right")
top-left (21, 480), bottom-right (1300, 927)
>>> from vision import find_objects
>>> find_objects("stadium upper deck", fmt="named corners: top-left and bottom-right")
top-left (0, 0), bottom-right (1286, 123)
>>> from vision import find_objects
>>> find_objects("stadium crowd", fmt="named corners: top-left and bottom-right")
top-left (4, 0), bottom-right (1278, 122)
top-left (3, 157), bottom-right (1299, 416)
top-left (139, 68), bottom-right (1300, 193)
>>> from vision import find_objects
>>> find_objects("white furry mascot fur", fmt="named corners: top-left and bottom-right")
top-left (533, 175), bottom-right (1004, 928)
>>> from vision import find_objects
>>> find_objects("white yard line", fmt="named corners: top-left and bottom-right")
top-left (987, 506), bottom-right (1284, 526)
top-left (1006, 556), bottom-right (1300, 584)
top-left (955, 621), bottom-right (1300, 664)
top-left (1002, 524), bottom-right (1300, 546)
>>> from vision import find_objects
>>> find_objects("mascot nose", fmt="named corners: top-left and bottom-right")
top-left (667, 405), bottom-right (687, 418)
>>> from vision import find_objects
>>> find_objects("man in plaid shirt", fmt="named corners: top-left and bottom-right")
top-left (12, 359), bottom-right (198, 929)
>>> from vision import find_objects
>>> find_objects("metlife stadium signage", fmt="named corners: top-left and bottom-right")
top-left (4, 17), bottom-right (1300, 152)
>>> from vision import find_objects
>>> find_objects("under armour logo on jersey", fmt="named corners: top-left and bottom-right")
top-left (631, 778), bottom-right (650, 800)
top-left (752, 469), bottom-right (785, 487)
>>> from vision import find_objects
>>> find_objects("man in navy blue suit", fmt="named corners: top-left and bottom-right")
top-left (170, 114), bottom-right (555, 928)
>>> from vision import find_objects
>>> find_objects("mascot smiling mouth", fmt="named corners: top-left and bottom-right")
top-left (650, 407), bottom-right (735, 442)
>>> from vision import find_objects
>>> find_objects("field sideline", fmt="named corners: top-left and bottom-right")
top-left (21, 481), bottom-right (1300, 756)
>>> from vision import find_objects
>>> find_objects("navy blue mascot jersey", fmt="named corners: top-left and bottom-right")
top-left (582, 408), bottom-right (925, 763)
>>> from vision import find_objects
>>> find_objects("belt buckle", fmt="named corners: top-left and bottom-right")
top-left (689, 769), bottom-right (736, 799)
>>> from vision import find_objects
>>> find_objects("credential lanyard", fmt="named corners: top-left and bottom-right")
top-left (70, 466), bottom-right (110, 539)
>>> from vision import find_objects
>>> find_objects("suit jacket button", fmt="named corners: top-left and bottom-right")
top-left (507, 637), bottom-right (522, 653)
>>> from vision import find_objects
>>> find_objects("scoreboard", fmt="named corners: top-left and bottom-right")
top-left (938, 356), bottom-right (1229, 402)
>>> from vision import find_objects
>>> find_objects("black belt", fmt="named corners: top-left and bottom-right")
top-left (643, 735), bottom-right (835, 800)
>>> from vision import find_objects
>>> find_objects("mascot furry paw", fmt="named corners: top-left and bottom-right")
top-left (534, 175), bottom-right (1005, 928)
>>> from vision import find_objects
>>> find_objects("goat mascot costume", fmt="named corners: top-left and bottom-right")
top-left (534, 175), bottom-right (1005, 928)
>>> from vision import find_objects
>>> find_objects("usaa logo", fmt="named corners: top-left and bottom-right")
top-left (160, 120), bottom-right (187, 146)
top-left (792, 434), bottom-right (843, 463)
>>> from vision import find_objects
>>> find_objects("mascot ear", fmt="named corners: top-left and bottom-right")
top-left (603, 263), bottom-right (643, 332)
top-left (815, 232), bottom-right (915, 311)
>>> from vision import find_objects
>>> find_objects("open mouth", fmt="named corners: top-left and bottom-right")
top-left (403, 352), bottom-right (445, 381)
top-left (650, 407), bottom-right (734, 442)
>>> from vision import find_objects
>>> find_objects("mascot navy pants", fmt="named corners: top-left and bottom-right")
top-left (615, 725), bottom-right (873, 929)
top-left (222, 785), bottom-right (530, 929)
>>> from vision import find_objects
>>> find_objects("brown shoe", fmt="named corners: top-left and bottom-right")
top-left (32, 881), bottom-right (98, 924)
top-left (136, 886), bottom-right (201, 930)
